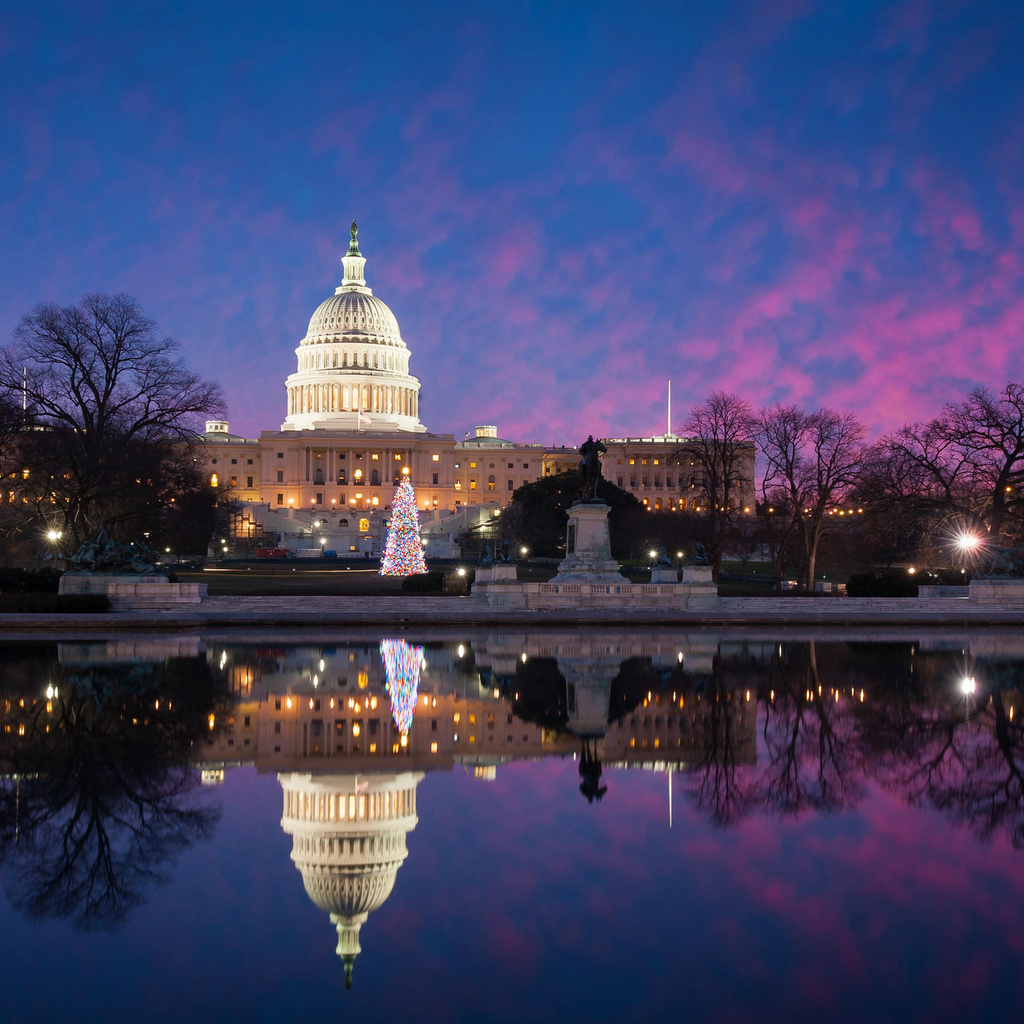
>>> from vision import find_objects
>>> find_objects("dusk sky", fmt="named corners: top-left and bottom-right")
top-left (2, 0), bottom-right (1023, 443)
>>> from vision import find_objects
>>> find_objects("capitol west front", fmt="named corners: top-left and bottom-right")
top-left (200, 226), bottom-right (754, 551)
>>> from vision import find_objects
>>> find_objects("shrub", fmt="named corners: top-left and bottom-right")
top-left (0, 567), bottom-right (63, 593)
top-left (846, 570), bottom-right (918, 598)
top-left (0, 592), bottom-right (110, 613)
top-left (401, 571), bottom-right (446, 593)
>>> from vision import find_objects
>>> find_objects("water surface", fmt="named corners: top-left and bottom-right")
top-left (0, 632), bottom-right (1021, 1023)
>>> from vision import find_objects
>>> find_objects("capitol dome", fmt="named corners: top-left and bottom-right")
top-left (281, 222), bottom-right (425, 433)
top-left (279, 770), bottom-right (423, 989)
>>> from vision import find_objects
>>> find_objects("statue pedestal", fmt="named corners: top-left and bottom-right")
top-left (471, 562), bottom-right (526, 606)
top-left (650, 565), bottom-right (678, 583)
top-left (681, 565), bottom-right (718, 608)
top-left (474, 563), bottom-right (517, 584)
top-left (551, 502), bottom-right (628, 583)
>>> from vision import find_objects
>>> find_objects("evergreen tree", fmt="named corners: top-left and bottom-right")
top-left (380, 479), bottom-right (428, 575)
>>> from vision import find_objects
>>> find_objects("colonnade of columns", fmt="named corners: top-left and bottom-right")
top-left (288, 382), bottom-right (419, 418)
top-left (301, 445), bottom-right (413, 487)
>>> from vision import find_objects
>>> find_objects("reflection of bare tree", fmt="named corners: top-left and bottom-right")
top-left (686, 672), bottom-right (749, 828)
top-left (681, 642), bottom-right (1024, 853)
top-left (683, 642), bottom-right (867, 827)
top-left (865, 659), bottom-right (1024, 849)
top-left (757, 643), bottom-right (863, 817)
top-left (0, 655), bottom-right (222, 929)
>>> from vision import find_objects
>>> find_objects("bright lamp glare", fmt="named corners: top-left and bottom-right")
top-left (955, 532), bottom-right (981, 552)
top-left (960, 676), bottom-right (976, 696)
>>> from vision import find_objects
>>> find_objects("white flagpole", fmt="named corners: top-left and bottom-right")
top-left (667, 380), bottom-right (671, 436)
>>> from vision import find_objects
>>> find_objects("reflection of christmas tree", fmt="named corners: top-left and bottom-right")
top-left (380, 639), bottom-right (423, 738)
top-left (380, 479), bottom-right (428, 576)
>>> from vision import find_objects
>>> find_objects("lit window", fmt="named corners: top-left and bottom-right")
top-left (359, 518), bottom-right (369, 531)
top-left (432, 454), bottom-right (440, 462)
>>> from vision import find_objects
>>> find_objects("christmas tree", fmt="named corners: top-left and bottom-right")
top-left (380, 478), bottom-right (428, 575)
top-left (380, 638), bottom-right (424, 738)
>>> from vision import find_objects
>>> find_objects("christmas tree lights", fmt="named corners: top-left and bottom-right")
top-left (380, 479), bottom-right (428, 575)
top-left (380, 638), bottom-right (424, 737)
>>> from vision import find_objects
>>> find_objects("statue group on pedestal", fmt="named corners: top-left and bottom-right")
top-left (67, 525), bottom-right (159, 575)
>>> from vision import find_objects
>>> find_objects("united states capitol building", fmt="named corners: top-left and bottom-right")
top-left (201, 225), bottom-right (754, 555)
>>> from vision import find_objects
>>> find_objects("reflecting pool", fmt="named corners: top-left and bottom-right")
top-left (1, 631), bottom-right (1023, 1023)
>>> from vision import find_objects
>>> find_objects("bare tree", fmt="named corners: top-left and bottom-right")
top-left (758, 404), bottom-right (865, 590)
top-left (0, 294), bottom-right (224, 547)
top-left (873, 384), bottom-right (1024, 560)
top-left (680, 392), bottom-right (756, 579)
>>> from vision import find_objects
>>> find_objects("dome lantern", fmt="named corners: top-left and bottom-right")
top-left (340, 221), bottom-right (368, 291)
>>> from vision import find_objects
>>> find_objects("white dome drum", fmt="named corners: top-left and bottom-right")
top-left (281, 222), bottom-right (425, 433)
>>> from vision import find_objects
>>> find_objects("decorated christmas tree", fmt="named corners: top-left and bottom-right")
top-left (380, 638), bottom-right (424, 738)
top-left (380, 478), bottom-right (428, 575)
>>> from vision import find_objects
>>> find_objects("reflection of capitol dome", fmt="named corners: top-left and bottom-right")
top-left (281, 222), bottom-right (424, 433)
top-left (279, 771), bottom-right (423, 988)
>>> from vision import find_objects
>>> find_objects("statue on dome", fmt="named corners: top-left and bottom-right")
top-left (578, 435), bottom-right (607, 501)
top-left (348, 220), bottom-right (360, 255)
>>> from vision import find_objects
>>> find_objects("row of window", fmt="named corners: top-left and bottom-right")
top-left (454, 476), bottom-right (530, 492)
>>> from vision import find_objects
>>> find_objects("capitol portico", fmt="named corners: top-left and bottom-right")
top-left (200, 224), bottom-right (754, 551)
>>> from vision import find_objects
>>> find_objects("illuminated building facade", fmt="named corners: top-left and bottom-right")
top-left (199, 228), bottom-right (755, 534)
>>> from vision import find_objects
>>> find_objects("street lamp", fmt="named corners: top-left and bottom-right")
top-left (954, 531), bottom-right (981, 553)
top-left (45, 528), bottom-right (62, 565)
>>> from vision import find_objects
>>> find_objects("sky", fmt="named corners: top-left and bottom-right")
top-left (2, 0), bottom-right (1023, 444)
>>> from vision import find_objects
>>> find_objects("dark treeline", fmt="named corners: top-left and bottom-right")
top-left (502, 385), bottom-right (1024, 588)
top-left (684, 386), bottom-right (1024, 586)
top-left (0, 293), bottom-right (227, 563)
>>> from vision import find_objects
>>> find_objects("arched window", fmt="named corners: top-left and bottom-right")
top-left (371, 469), bottom-right (380, 486)
top-left (487, 475), bottom-right (496, 491)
